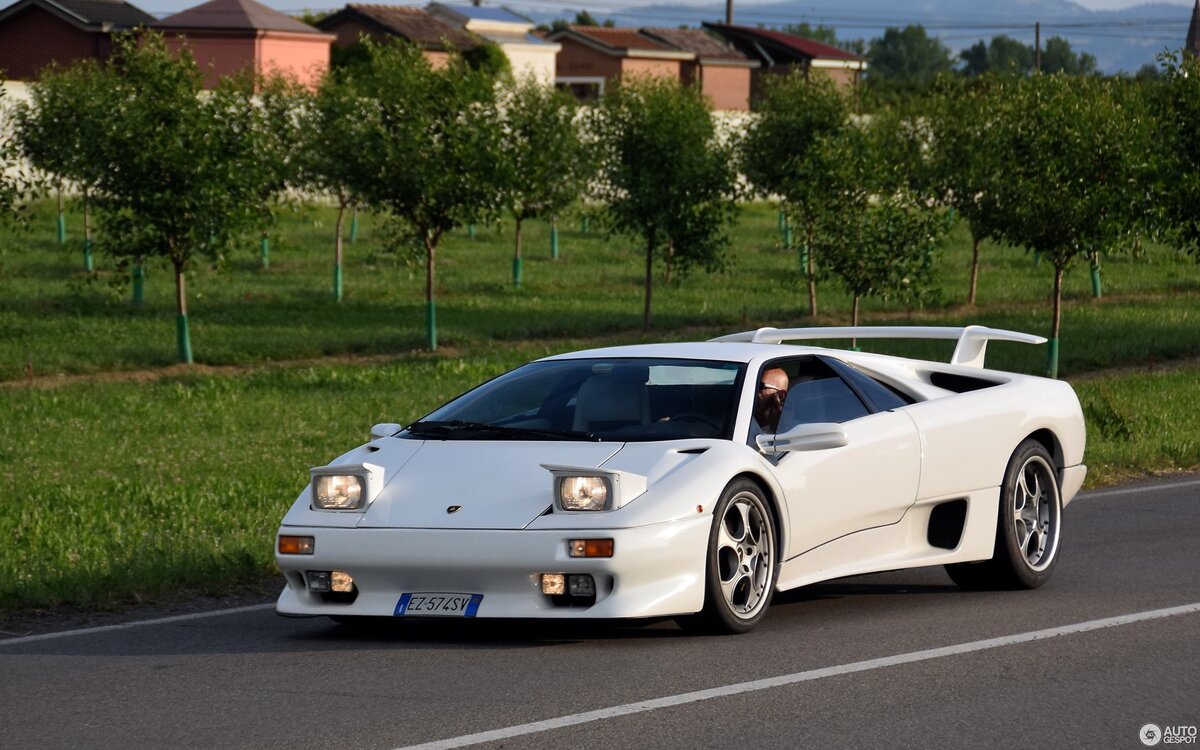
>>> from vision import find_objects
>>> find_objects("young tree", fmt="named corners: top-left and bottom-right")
top-left (926, 77), bottom-right (1007, 305)
top-left (741, 73), bottom-right (850, 316)
top-left (16, 60), bottom-right (108, 270)
top-left (0, 81), bottom-right (32, 229)
top-left (89, 32), bottom-right (287, 363)
top-left (297, 71), bottom-right (376, 301)
top-left (985, 74), bottom-right (1154, 377)
top-left (494, 78), bottom-right (589, 287)
top-left (347, 39), bottom-right (504, 350)
top-left (593, 76), bottom-right (740, 329)
top-left (810, 117), bottom-right (944, 327)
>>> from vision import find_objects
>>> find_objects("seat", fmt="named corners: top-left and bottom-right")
top-left (572, 372), bottom-right (650, 433)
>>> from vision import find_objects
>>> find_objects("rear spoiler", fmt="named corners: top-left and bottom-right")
top-left (710, 325), bottom-right (1047, 369)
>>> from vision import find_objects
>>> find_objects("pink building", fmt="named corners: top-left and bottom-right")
top-left (638, 27), bottom-right (757, 111)
top-left (152, 0), bottom-right (333, 89)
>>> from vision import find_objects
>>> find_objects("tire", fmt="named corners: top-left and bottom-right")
top-left (946, 439), bottom-right (1063, 590)
top-left (680, 479), bottom-right (778, 634)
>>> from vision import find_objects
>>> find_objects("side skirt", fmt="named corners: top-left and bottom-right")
top-left (775, 487), bottom-right (1000, 592)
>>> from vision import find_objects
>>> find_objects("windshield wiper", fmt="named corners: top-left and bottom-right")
top-left (406, 420), bottom-right (600, 442)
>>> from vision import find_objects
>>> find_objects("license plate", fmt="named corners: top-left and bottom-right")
top-left (394, 592), bottom-right (483, 618)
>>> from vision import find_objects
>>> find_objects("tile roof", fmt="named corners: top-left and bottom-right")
top-left (321, 4), bottom-right (477, 49)
top-left (153, 0), bottom-right (321, 33)
top-left (703, 23), bottom-right (864, 62)
top-left (563, 25), bottom-right (673, 53)
top-left (0, 0), bottom-right (153, 29)
top-left (639, 27), bottom-right (749, 62)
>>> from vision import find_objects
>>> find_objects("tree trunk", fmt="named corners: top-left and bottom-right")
top-left (664, 240), bottom-right (674, 285)
top-left (852, 295), bottom-right (860, 327)
top-left (333, 200), bottom-right (346, 302)
top-left (425, 232), bottom-right (438, 350)
top-left (968, 232), bottom-right (981, 307)
top-left (643, 236), bottom-right (655, 330)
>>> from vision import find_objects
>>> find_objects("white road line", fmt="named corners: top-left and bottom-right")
top-left (393, 602), bottom-right (1200, 750)
top-left (1082, 477), bottom-right (1200, 500)
top-left (0, 603), bottom-right (274, 647)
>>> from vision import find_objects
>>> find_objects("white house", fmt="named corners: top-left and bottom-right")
top-left (427, 3), bottom-right (559, 84)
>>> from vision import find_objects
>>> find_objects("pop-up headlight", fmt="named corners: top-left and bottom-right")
top-left (310, 463), bottom-right (383, 511)
top-left (541, 465), bottom-right (647, 512)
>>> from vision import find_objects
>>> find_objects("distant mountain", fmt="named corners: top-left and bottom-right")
top-left (521, 0), bottom-right (1192, 73)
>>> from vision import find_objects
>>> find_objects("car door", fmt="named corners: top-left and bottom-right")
top-left (759, 356), bottom-right (922, 556)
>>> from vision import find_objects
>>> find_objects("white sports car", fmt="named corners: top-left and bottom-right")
top-left (275, 326), bottom-right (1087, 634)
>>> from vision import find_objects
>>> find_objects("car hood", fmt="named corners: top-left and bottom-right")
top-left (356, 440), bottom-right (623, 530)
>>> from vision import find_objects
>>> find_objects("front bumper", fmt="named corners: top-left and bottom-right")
top-left (275, 515), bottom-right (711, 620)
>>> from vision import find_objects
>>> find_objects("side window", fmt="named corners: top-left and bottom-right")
top-left (771, 357), bottom-right (870, 432)
top-left (823, 357), bottom-right (915, 412)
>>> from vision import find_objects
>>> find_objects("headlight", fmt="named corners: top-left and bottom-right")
top-left (313, 474), bottom-right (365, 510)
top-left (558, 476), bottom-right (611, 511)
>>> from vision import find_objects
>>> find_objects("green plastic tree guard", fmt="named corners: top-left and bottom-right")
top-left (513, 257), bottom-right (524, 288)
top-left (349, 210), bottom-right (359, 244)
top-left (426, 300), bottom-right (437, 351)
top-left (83, 239), bottom-right (94, 272)
top-left (176, 314), bottom-right (194, 364)
top-left (1090, 260), bottom-right (1102, 299)
top-left (57, 213), bottom-right (66, 245)
top-left (132, 263), bottom-right (145, 307)
top-left (778, 210), bottom-right (786, 231)
top-left (550, 225), bottom-right (559, 259)
top-left (1045, 338), bottom-right (1059, 379)
top-left (333, 263), bottom-right (343, 302)
top-left (260, 236), bottom-right (270, 269)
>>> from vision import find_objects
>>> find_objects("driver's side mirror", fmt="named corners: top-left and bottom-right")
top-left (370, 422), bottom-right (402, 439)
top-left (756, 422), bottom-right (849, 455)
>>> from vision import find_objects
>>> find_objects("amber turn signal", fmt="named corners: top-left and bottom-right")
top-left (278, 535), bottom-right (315, 555)
top-left (568, 539), bottom-right (614, 558)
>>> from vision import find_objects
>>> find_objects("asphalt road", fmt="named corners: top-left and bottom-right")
top-left (3, 474), bottom-right (1198, 750)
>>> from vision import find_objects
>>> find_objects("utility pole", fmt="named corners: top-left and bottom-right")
top-left (725, 0), bottom-right (733, 25)
top-left (1035, 21), bottom-right (1041, 72)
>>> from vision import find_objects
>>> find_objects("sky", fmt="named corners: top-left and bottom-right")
top-left (133, 0), bottom-right (1198, 17)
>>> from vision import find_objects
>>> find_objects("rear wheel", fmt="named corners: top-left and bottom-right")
top-left (680, 479), bottom-right (778, 634)
top-left (946, 439), bottom-right (1063, 590)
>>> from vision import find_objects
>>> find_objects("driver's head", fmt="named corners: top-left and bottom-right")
top-left (754, 367), bottom-right (788, 433)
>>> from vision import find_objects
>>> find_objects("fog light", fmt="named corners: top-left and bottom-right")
top-left (331, 571), bottom-right (354, 593)
top-left (568, 574), bottom-right (595, 597)
top-left (307, 570), bottom-right (331, 592)
top-left (568, 539), bottom-right (614, 558)
top-left (279, 535), bottom-right (315, 555)
top-left (541, 573), bottom-right (565, 595)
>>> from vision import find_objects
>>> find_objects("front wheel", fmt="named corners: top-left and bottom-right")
top-left (946, 439), bottom-right (1063, 590)
top-left (681, 479), bottom-right (778, 634)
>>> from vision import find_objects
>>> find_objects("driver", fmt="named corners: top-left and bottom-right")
top-left (749, 367), bottom-right (788, 449)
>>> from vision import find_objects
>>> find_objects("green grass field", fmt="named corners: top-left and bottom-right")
top-left (1, 200), bottom-right (1197, 611)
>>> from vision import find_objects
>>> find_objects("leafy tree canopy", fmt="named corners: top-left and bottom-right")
top-left (866, 25), bottom-right (954, 85)
top-left (959, 35), bottom-right (1034, 77)
top-left (1041, 36), bottom-right (1097, 76)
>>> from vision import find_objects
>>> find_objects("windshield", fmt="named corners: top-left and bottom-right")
top-left (404, 358), bottom-right (746, 442)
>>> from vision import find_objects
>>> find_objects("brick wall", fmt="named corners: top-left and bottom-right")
top-left (698, 64), bottom-right (751, 112)
top-left (0, 6), bottom-right (104, 81)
